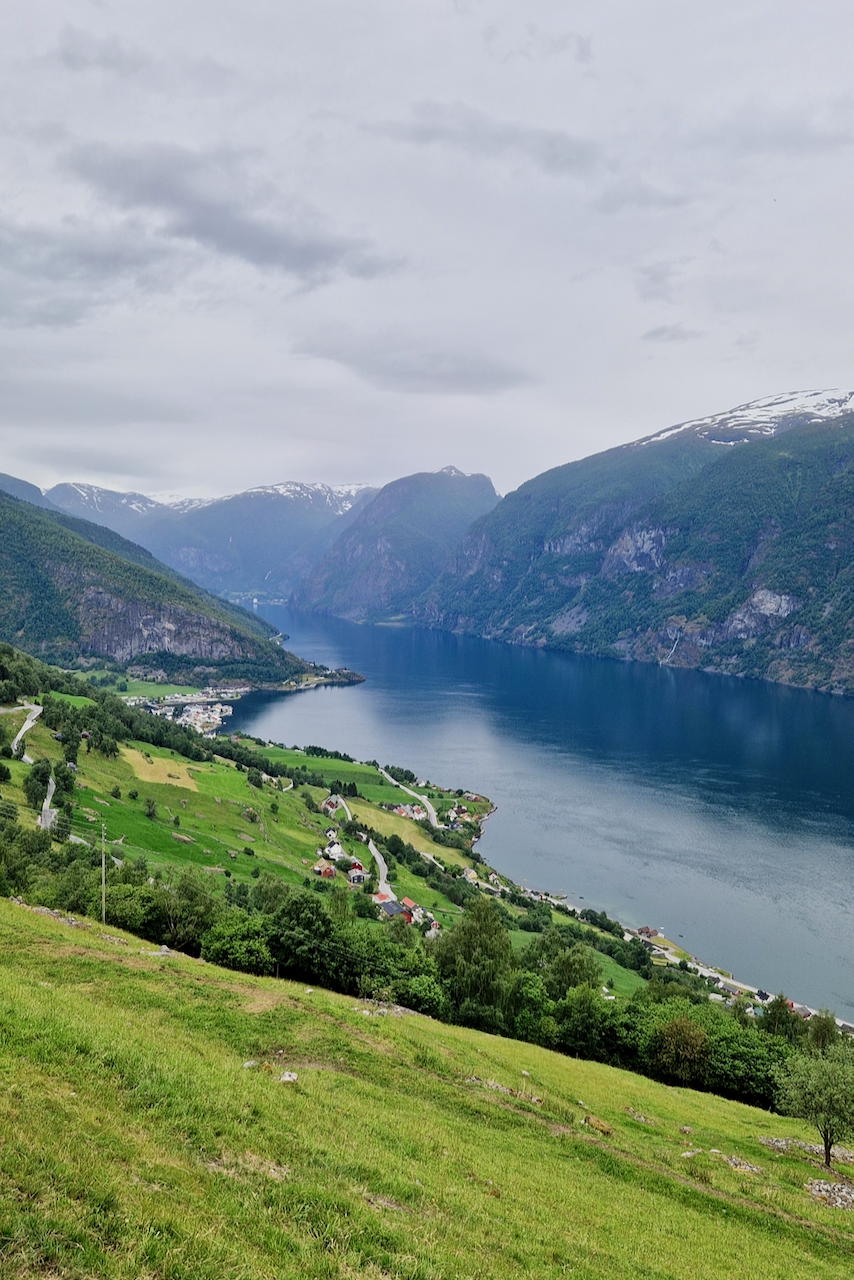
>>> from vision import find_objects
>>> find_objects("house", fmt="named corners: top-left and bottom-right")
top-left (380, 901), bottom-right (411, 922)
top-left (325, 842), bottom-right (344, 860)
top-left (312, 858), bottom-right (336, 879)
top-left (324, 827), bottom-right (337, 841)
top-left (349, 859), bottom-right (363, 872)
top-left (400, 897), bottom-right (418, 912)
top-left (348, 868), bottom-right (366, 885)
top-left (462, 867), bottom-right (478, 884)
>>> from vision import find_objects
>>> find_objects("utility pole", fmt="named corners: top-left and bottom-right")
top-left (101, 823), bottom-right (106, 925)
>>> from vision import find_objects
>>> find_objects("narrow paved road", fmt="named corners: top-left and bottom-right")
top-left (336, 796), bottom-right (352, 821)
top-left (10, 703), bottom-right (42, 765)
top-left (38, 775), bottom-right (57, 831)
top-left (378, 768), bottom-right (438, 828)
top-left (367, 838), bottom-right (396, 901)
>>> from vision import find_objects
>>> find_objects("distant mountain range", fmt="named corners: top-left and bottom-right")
top-left (5, 388), bottom-right (854, 693)
top-left (45, 481), bottom-right (377, 597)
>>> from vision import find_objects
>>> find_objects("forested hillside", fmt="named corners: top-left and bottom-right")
top-left (0, 493), bottom-right (308, 683)
top-left (417, 414), bottom-right (854, 694)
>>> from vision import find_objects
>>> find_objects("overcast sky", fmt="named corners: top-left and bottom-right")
top-left (1, 2), bottom-right (853, 498)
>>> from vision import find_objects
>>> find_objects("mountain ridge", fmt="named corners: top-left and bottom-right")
top-left (0, 491), bottom-right (310, 684)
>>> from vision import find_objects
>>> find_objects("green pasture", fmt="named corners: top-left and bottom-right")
top-left (0, 902), bottom-right (851, 1280)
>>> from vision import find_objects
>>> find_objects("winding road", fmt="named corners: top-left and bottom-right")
top-left (8, 703), bottom-right (42, 765)
top-left (38, 775), bottom-right (58, 831)
top-left (378, 768), bottom-right (438, 828)
top-left (367, 838), bottom-right (396, 901)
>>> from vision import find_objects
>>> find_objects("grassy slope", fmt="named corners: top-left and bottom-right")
top-left (7, 720), bottom-right (477, 920)
top-left (1, 904), bottom-right (852, 1280)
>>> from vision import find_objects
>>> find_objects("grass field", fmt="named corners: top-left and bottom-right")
top-left (4, 717), bottom-right (486, 920)
top-left (0, 902), bottom-right (851, 1279)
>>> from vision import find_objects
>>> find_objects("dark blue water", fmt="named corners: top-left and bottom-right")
top-left (229, 608), bottom-right (854, 1018)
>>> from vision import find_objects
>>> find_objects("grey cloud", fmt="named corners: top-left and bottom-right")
top-left (483, 24), bottom-right (592, 64)
top-left (635, 261), bottom-right (688, 304)
top-left (65, 142), bottom-right (399, 283)
top-left (0, 215), bottom-right (181, 327)
top-left (55, 25), bottom-right (149, 77)
top-left (641, 323), bottom-right (704, 344)
top-left (370, 102), bottom-right (602, 177)
top-left (299, 329), bottom-right (533, 396)
top-left (693, 100), bottom-right (854, 158)
top-left (595, 178), bottom-right (690, 215)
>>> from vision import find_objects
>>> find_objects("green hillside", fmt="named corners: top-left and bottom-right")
top-left (292, 468), bottom-right (500, 621)
top-left (1, 904), bottom-right (852, 1279)
top-left (416, 432), bottom-right (719, 638)
top-left (0, 493), bottom-right (309, 684)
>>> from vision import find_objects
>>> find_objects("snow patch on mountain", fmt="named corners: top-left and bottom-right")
top-left (637, 389), bottom-right (854, 447)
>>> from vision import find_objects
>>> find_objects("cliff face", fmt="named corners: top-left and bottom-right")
top-left (416, 411), bottom-right (854, 695)
top-left (0, 493), bottom-right (307, 681)
top-left (292, 468), bottom-right (500, 622)
top-left (78, 588), bottom-right (262, 664)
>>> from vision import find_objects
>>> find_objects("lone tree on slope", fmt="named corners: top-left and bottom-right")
top-left (775, 1040), bottom-right (854, 1168)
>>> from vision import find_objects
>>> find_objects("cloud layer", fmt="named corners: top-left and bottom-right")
top-left (0, 1), bottom-right (852, 497)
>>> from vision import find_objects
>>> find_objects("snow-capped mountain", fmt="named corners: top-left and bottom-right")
top-left (46, 483), bottom-right (169, 531)
top-left (45, 478), bottom-right (378, 597)
top-left (638, 389), bottom-right (854, 448)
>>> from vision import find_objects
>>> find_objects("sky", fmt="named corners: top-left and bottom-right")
top-left (1, 1), bottom-right (853, 499)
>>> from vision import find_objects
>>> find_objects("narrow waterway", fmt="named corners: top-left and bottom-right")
top-left (227, 607), bottom-right (854, 1018)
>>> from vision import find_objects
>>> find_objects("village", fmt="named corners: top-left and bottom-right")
top-left (126, 688), bottom-right (241, 736)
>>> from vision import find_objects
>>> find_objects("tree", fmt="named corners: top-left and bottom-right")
top-left (808, 1008), bottom-right (840, 1054)
top-left (143, 797), bottom-right (157, 819)
top-left (759, 993), bottom-right (807, 1042)
top-left (201, 913), bottom-right (274, 976)
top-left (775, 1042), bottom-right (854, 1167)
top-left (433, 896), bottom-right (514, 1030)
top-left (653, 1016), bottom-right (709, 1087)
top-left (23, 758), bottom-right (52, 810)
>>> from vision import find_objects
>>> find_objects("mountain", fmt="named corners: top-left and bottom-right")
top-left (0, 491), bottom-right (310, 683)
top-left (46, 480), bottom-right (377, 597)
top-left (45, 482), bottom-right (168, 537)
top-left (0, 472), bottom-right (60, 511)
top-left (416, 391), bottom-right (854, 693)
top-left (291, 467), bottom-right (501, 621)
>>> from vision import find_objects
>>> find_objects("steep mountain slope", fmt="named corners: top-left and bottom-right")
top-left (418, 393), bottom-right (854, 693)
top-left (0, 491), bottom-right (309, 682)
top-left (0, 472), bottom-right (60, 511)
top-left (291, 467), bottom-right (500, 621)
top-left (47, 480), bottom-right (377, 597)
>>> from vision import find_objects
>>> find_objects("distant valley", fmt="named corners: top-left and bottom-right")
top-left (5, 388), bottom-right (854, 694)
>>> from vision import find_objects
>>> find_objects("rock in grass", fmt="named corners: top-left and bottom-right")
top-left (279, 1071), bottom-right (298, 1084)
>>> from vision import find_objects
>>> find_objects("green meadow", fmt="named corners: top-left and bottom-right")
top-left (0, 902), bottom-right (852, 1279)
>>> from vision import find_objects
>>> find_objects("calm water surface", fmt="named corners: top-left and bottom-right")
top-left (229, 607), bottom-right (854, 1018)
